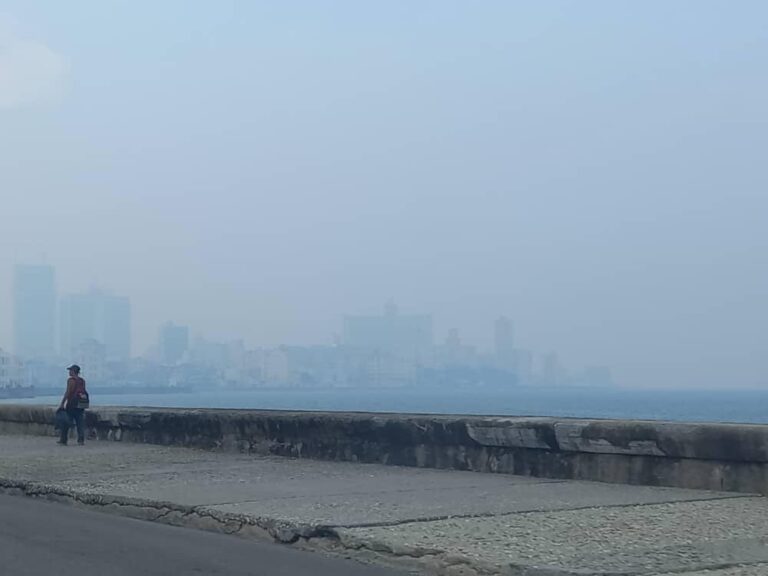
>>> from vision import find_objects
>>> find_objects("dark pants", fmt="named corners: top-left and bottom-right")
top-left (59, 409), bottom-right (85, 444)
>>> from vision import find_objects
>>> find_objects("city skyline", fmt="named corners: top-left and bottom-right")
top-left (3, 262), bottom-right (537, 360)
top-left (3, 261), bottom-right (612, 391)
top-left (4, 260), bottom-right (597, 372)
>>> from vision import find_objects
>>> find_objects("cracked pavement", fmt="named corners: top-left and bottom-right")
top-left (1, 435), bottom-right (766, 575)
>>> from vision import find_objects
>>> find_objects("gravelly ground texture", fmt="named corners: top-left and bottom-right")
top-left (654, 565), bottom-right (768, 576)
top-left (342, 498), bottom-right (768, 574)
top-left (1, 434), bottom-right (765, 575)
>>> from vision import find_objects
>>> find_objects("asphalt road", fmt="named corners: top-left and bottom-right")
top-left (0, 494), bottom-right (411, 576)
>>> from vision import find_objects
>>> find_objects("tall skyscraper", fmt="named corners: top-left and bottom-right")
top-left (13, 264), bottom-right (56, 359)
top-left (60, 289), bottom-right (131, 361)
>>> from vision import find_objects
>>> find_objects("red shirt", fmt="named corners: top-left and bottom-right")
top-left (65, 376), bottom-right (86, 406)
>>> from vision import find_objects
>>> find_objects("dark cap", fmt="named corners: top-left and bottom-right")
top-left (67, 364), bottom-right (81, 374)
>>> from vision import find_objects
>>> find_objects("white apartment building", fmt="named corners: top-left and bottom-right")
top-left (0, 348), bottom-right (27, 388)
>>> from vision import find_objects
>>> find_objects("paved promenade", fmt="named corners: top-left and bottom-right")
top-left (1, 435), bottom-right (767, 575)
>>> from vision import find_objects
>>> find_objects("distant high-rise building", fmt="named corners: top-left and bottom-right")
top-left (13, 264), bottom-right (56, 359)
top-left (343, 303), bottom-right (433, 361)
top-left (342, 303), bottom-right (433, 387)
top-left (60, 289), bottom-right (131, 361)
top-left (158, 322), bottom-right (189, 365)
top-left (494, 316), bottom-right (515, 370)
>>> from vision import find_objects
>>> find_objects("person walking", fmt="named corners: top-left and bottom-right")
top-left (58, 364), bottom-right (88, 446)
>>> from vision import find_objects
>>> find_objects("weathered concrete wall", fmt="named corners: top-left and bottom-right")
top-left (2, 404), bottom-right (767, 494)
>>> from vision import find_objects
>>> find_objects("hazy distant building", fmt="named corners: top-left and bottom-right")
top-left (341, 304), bottom-right (433, 387)
top-left (60, 289), bottom-right (131, 361)
top-left (513, 349), bottom-right (533, 385)
top-left (158, 322), bottom-right (189, 365)
top-left (343, 303), bottom-right (433, 362)
top-left (493, 316), bottom-right (515, 371)
top-left (339, 347), bottom-right (414, 388)
top-left (239, 349), bottom-right (267, 387)
top-left (0, 348), bottom-right (27, 388)
top-left (261, 348), bottom-right (289, 386)
top-left (13, 264), bottom-right (56, 359)
top-left (70, 338), bottom-right (108, 386)
top-left (224, 346), bottom-right (340, 389)
top-left (436, 329), bottom-right (478, 368)
top-left (281, 345), bottom-right (340, 387)
top-left (541, 352), bottom-right (567, 386)
top-left (189, 338), bottom-right (244, 371)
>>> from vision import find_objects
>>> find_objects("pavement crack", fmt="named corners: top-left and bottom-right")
top-left (199, 482), bottom-right (564, 507)
top-left (646, 560), bottom-right (768, 575)
top-left (330, 494), bottom-right (759, 529)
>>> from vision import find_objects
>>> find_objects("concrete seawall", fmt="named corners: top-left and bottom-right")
top-left (2, 404), bottom-right (767, 494)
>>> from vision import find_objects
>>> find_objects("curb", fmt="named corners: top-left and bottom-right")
top-left (0, 477), bottom-right (323, 544)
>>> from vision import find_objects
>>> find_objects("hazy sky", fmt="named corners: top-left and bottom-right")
top-left (1, 1), bottom-right (766, 388)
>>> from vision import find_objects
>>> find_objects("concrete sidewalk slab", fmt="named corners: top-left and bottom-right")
top-left (0, 435), bottom-right (765, 575)
top-left (341, 498), bottom-right (768, 575)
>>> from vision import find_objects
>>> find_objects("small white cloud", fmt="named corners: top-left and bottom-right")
top-left (0, 22), bottom-right (68, 109)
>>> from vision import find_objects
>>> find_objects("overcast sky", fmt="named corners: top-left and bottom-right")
top-left (1, 1), bottom-right (766, 388)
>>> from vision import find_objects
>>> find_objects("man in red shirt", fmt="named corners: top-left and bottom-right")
top-left (58, 364), bottom-right (87, 445)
